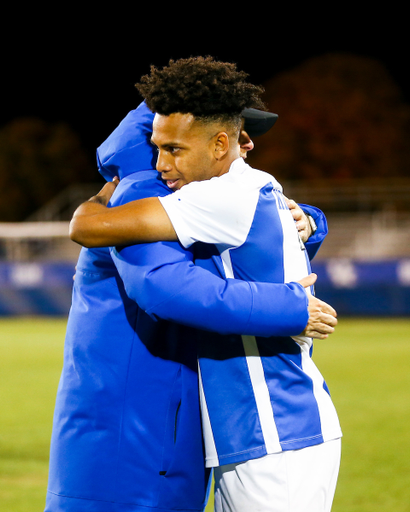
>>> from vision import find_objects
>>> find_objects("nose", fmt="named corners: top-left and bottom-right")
top-left (241, 139), bottom-right (254, 152)
top-left (156, 149), bottom-right (173, 173)
top-left (239, 130), bottom-right (254, 155)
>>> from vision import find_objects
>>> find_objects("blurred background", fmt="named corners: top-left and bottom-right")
top-left (1, 9), bottom-right (409, 511)
top-left (1, 13), bottom-right (409, 316)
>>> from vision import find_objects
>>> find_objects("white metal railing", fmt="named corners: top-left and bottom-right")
top-left (0, 222), bottom-right (79, 261)
top-left (1, 211), bottom-right (409, 263)
top-left (314, 211), bottom-right (410, 260)
top-left (283, 177), bottom-right (410, 213)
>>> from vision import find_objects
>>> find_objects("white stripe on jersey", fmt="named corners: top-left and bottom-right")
top-left (277, 196), bottom-right (313, 348)
top-left (242, 335), bottom-right (281, 453)
top-left (198, 364), bottom-right (219, 467)
top-left (220, 247), bottom-right (234, 279)
top-left (299, 345), bottom-right (342, 443)
top-left (218, 247), bottom-right (281, 456)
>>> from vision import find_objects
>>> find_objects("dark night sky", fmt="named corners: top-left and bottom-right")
top-left (3, 11), bottom-right (408, 162)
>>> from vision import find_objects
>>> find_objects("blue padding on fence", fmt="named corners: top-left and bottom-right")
top-left (312, 259), bottom-right (410, 316)
top-left (312, 260), bottom-right (410, 288)
top-left (0, 262), bottom-right (75, 316)
top-left (0, 260), bottom-right (409, 316)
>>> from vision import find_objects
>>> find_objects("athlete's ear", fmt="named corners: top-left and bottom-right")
top-left (214, 132), bottom-right (230, 160)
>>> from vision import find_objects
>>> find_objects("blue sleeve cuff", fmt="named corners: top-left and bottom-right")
top-left (298, 204), bottom-right (328, 260)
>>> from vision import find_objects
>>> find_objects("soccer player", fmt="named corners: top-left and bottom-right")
top-left (69, 57), bottom-right (342, 512)
top-left (45, 80), bottom-right (335, 512)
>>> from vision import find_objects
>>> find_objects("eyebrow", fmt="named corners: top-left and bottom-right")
top-left (150, 137), bottom-right (185, 149)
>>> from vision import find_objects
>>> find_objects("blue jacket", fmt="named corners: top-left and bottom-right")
top-left (45, 102), bottom-right (325, 512)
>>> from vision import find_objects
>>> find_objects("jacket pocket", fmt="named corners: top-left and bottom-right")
top-left (159, 366), bottom-right (182, 475)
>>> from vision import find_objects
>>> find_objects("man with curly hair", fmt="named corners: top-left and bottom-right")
top-left (69, 57), bottom-right (341, 512)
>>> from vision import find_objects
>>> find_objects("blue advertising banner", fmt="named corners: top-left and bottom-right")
top-left (312, 259), bottom-right (410, 316)
top-left (0, 262), bottom-right (75, 315)
top-left (0, 259), bottom-right (409, 316)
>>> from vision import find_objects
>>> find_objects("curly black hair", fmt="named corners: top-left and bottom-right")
top-left (135, 56), bottom-right (266, 122)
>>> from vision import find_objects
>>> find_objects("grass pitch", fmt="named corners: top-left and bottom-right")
top-left (0, 317), bottom-right (409, 511)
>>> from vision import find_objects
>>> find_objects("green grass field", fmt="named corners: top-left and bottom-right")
top-left (1, 317), bottom-right (409, 511)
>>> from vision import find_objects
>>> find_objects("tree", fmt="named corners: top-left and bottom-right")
top-left (0, 118), bottom-right (96, 221)
top-left (247, 53), bottom-right (410, 183)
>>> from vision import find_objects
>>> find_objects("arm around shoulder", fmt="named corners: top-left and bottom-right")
top-left (70, 193), bottom-right (177, 248)
top-left (112, 241), bottom-right (312, 337)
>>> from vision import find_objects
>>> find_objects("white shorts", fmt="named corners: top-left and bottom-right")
top-left (213, 438), bottom-right (341, 512)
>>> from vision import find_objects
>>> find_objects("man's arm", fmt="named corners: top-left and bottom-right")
top-left (112, 239), bottom-right (336, 339)
top-left (69, 180), bottom-right (176, 248)
top-left (70, 181), bottom-right (327, 253)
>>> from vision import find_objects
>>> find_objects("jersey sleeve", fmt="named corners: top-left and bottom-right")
top-left (158, 178), bottom-right (259, 248)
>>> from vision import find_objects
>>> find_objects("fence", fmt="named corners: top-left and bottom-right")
top-left (0, 180), bottom-right (409, 316)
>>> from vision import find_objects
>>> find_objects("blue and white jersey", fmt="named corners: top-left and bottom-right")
top-left (159, 157), bottom-right (342, 468)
